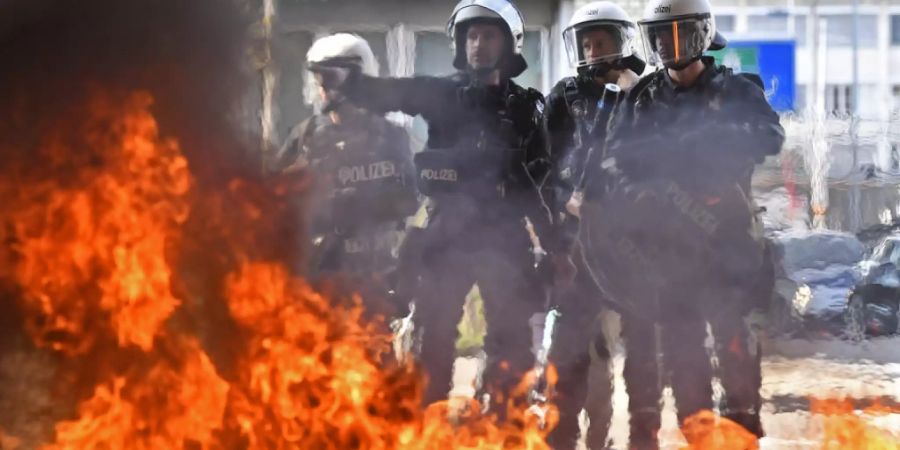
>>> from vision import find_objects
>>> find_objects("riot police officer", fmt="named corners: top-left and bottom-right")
top-left (315, 0), bottom-right (573, 416)
top-left (271, 33), bottom-right (419, 323)
top-left (543, 3), bottom-right (645, 448)
top-left (583, 0), bottom-right (784, 446)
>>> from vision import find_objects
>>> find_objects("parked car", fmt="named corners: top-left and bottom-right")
top-left (845, 235), bottom-right (900, 339)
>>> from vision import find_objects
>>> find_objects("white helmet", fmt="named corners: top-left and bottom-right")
top-left (563, 2), bottom-right (638, 71)
top-left (447, 0), bottom-right (528, 77)
top-left (306, 33), bottom-right (379, 78)
top-left (638, 0), bottom-right (727, 69)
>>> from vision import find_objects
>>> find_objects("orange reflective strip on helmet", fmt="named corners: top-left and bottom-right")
top-left (672, 21), bottom-right (680, 61)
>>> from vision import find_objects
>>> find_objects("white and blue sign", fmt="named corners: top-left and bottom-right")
top-left (708, 39), bottom-right (796, 112)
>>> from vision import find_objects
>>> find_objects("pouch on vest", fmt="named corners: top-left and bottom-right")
top-left (414, 150), bottom-right (461, 197)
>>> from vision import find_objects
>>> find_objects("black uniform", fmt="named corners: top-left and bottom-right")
top-left (544, 75), bottom-right (617, 450)
top-left (274, 111), bottom-right (418, 319)
top-left (586, 57), bottom-right (783, 448)
top-left (340, 71), bottom-right (560, 412)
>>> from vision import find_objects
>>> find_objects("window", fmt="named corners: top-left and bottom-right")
top-left (274, 30), bottom-right (315, 140)
top-left (715, 14), bottom-right (735, 34)
top-left (892, 85), bottom-right (900, 114)
top-left (822, 14), bottom-right (878, 47)
top-left (794, 15), bottom-right (806, 46)
top-left (748, 13), bottom-right (788, 34)
top-left (825, 84), bottom-right (853, 115)
top-left (348, 31), bottom-right (390, 77)
top-left (414, 31), bottom-right (456, 77)
top-left (795, 84), bottom-right (807, 111)
top-left (892, 15), bottom-right (900, 45)
top-left (517, 31), bottom-right (544, 91)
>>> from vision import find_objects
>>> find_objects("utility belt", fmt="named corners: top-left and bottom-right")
top-left (340, 228), bottom-right (404, 256)
top-left (309, 226), bottom-right (404, 276)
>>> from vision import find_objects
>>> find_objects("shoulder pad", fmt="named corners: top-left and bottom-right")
top-left (524, 86), bottom-right (545, 103)
top-left (557, 76), bottom-right (580, 110)
top-left (736, 72), bottom-right (765, 90)
top-left (526, 87), bottom-right (545, 116)
top-left (563, 77), bottom-right (580, 96)
top-left (628, 70), bottom-right (660, 101)
top-left (550, 77), bottom-right (570, 90)
top-left (506, 85), bottom-right (544, 112)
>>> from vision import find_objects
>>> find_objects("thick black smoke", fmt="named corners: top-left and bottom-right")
top-left (0, 0), bottom-right (308, 386)
top-left (0, 0), bottom-right (258, 184)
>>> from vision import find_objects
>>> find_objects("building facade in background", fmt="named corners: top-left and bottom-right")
top-left (262, 0), bottom-right (900, 151)
top-left (267, 0), bottom-right (571, 150)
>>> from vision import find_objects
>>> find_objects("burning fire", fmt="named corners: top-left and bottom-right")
top-left (6, 91), bottom-right (191, 356)
top-left (0, 90), bottom-right (553, 449)
top-left (2, 87), bottom-right (895, 450)
top-left (679, 410), bottom-right (759, 450)
top-left (812, 398), bottom-right (900, 450)
top-left (46, 337), bottom-right (229, 450)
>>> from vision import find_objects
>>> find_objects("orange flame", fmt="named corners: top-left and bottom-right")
top-left (45, 337), bottom-right (228, 450)
top-left (811, 398), bottom-right (900, 450)
top-left (2, 90), bottom-right (553, 449)
top-left (5, 86), bottom-right (897, 450)
top-left (679, 410), bottom-right (759, 450)
top-left (6, 91), bottom-right (190, 355)
top-left (222, 261), bottom-right (554, 449)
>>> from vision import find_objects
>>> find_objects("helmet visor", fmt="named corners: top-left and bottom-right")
top-left (639, 16), bottom-right (712, 68)
top-left (563, 21), bottom-right (636, 69)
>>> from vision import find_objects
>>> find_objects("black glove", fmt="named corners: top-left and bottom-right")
top-left (308, 57), bottom-right (361, 90)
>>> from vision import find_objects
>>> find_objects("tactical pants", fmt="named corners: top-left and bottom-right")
top-left (621, 284), bottom-right (714, 450)
top-left (547, 247), bottom-right (613, 450)
top-left (310, 228), bottom-right (405, 326)
top-left (415, 223), bottom-right (543, 416)
top-left (580, 186), bottom-right (767, 448)
top-left (621, 282), bottom-right (765, 450)
top-left (707, 244), bottom-right (772, 439)
top-left (707, 287), bottom-right (764, 438)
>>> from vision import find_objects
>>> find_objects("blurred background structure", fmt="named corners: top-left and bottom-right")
top-left (248, 0), bottom-right (900, 348)
top-left (259, 0), bottom-right (900, 137)
top-left (253, 0), bottom-right (900, 338)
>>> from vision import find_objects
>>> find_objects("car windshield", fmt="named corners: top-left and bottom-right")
top-left (870, 239), bottom-right (896, 263)
top-left (889, 241), bottom-right (900, 266)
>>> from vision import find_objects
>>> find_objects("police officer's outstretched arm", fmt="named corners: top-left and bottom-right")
top-left (341, 71), bottom-right (461, 122)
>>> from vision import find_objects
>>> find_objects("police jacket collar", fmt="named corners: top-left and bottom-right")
top-left (661, 56), bottom-right (719, 93)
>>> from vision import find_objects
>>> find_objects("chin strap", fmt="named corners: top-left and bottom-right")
top-left (666, 55), bottom-right (702, 71)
